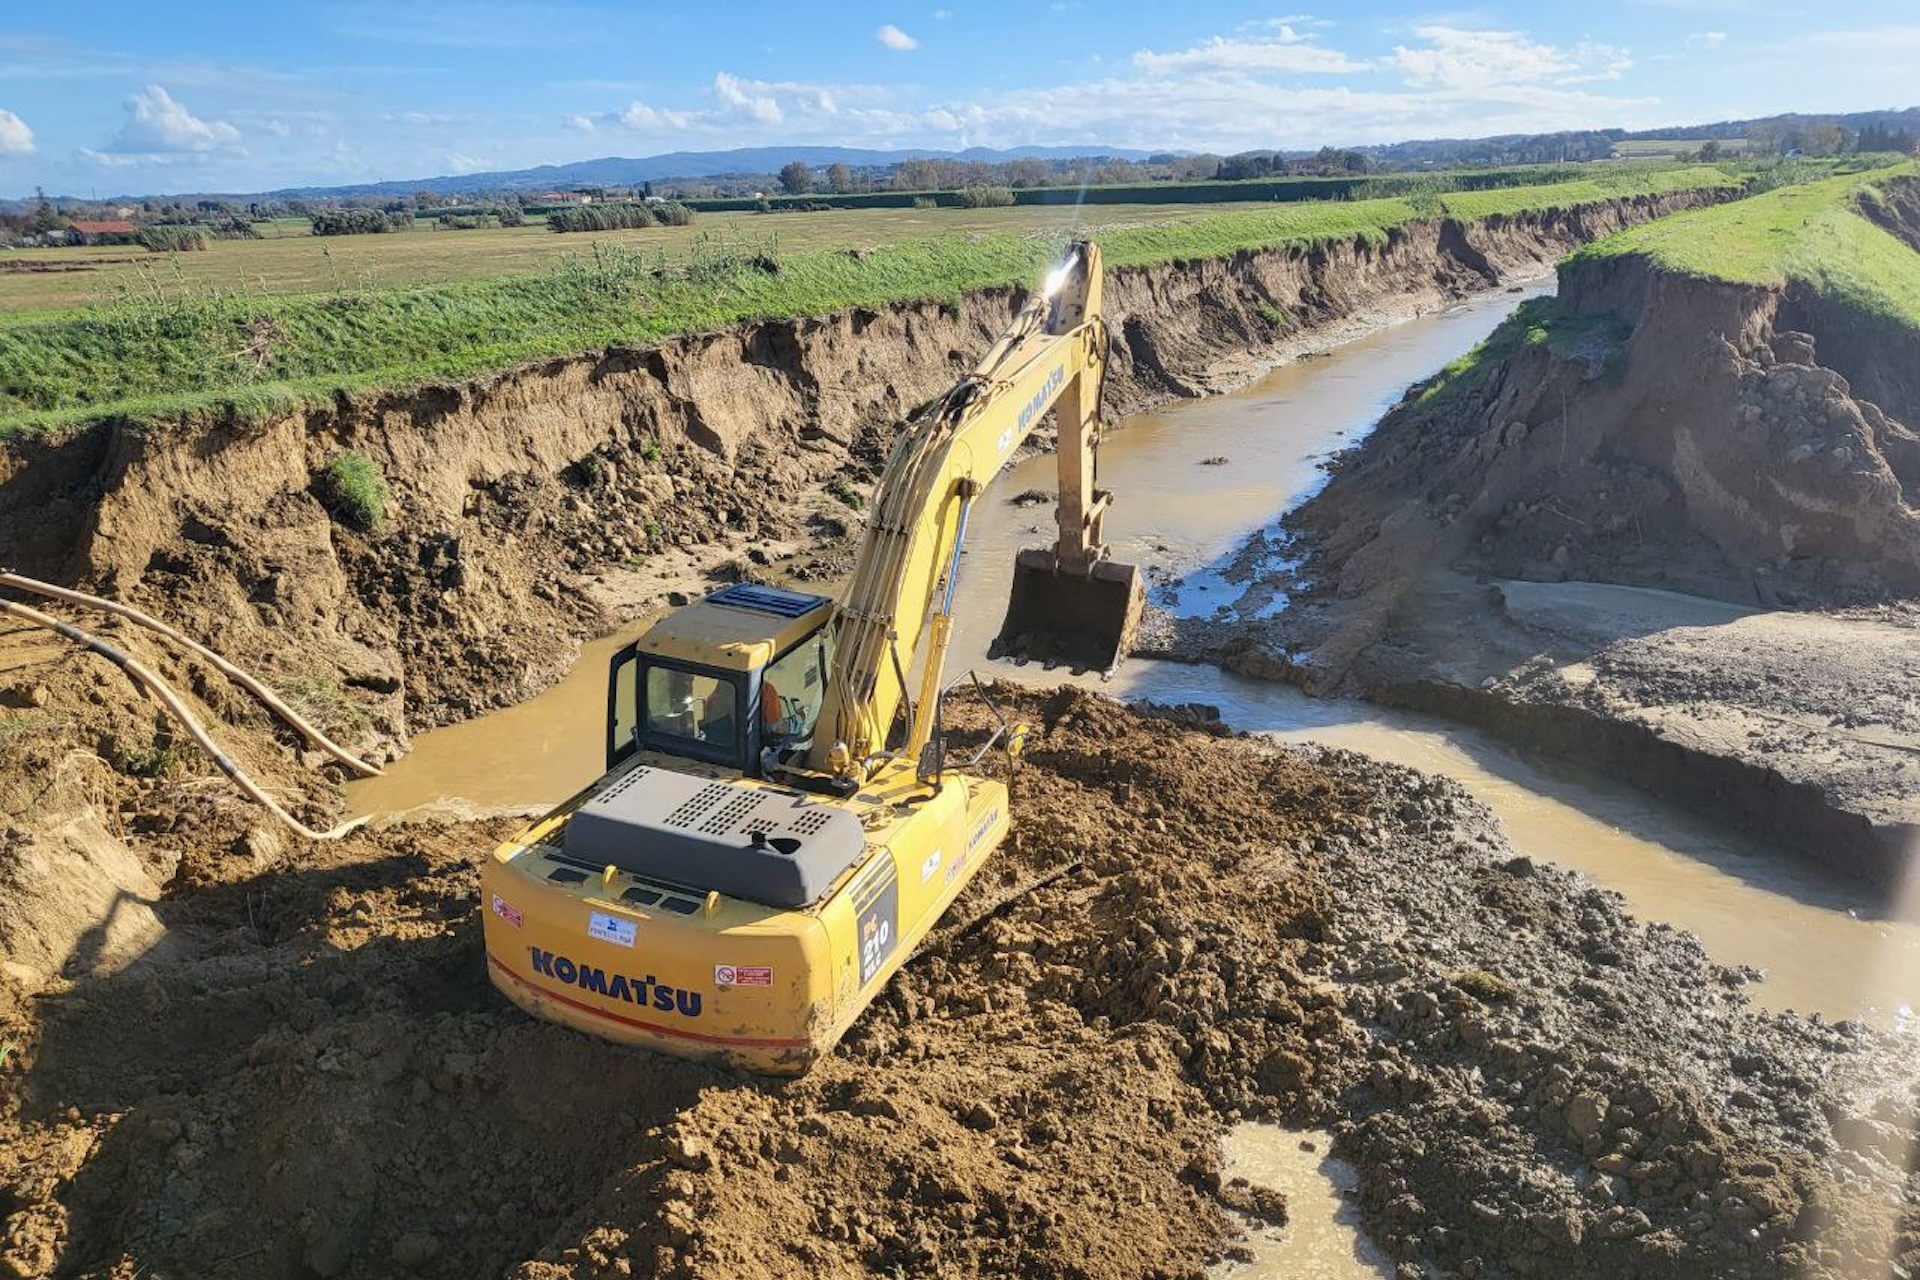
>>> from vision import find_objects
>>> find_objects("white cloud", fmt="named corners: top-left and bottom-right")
top-left (932, 8), bottom-right (952, 18)
top-left (564, 22), bottom-right (1659, 159)
top-left (877, 24), bottom-right (919, 51)
top-left (444, 151), bottom-right (488, 174)
top-left (1390, 27), bottom-right (1629, 89)
top-left (1133, 27), bottom-right (1367, 75)
top-left (615, 100), bottom-right (695, 131)
top-left (0, 108), bottom-right (33, 156)
top-left (1688, 31), bottom-right (1728, 47)
top-left (564, 113), bottom-right (596, 132)
top-left (97, 85), bottom-right (243, 158)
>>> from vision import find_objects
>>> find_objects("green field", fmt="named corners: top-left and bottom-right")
top-left (1436, 164), bottom-right (1738, 220)
top-left (0, 203), bottom-right (1261, 314)
top-left (1612, 139), bottom-right (1755, 159)
top-left (0, 164), bottom-right (1758, 436)
top-left (1573, 162), bottom-right (1920, 331)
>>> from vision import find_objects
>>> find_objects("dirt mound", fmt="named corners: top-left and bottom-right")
top-left (5, 687), bottom-right (1916, 1280)
top-left (1291, 265), bottom-right (1920, 660)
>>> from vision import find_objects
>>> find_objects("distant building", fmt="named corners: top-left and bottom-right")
top-left (536, 191), bottom-right (590, 204)
top-left (66, 219), bottom-right (140, 245)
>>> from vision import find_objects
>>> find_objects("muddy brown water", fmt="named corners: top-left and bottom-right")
top-left (348, 285), bottom-right (1920, 1033)
top-left (1211, 1124), bottom-right (1394, 1280)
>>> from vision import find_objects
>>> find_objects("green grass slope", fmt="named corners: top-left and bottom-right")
top-left (1572, 162), bottom-right (1920, 334)
top-left (0, 166), bottom-right (1745, 437)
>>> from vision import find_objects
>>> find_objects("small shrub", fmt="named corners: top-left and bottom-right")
top-left (317, 451), bottom-right (389, 531)
top-left (652, 201), bottom-right (694, 227)
top-left (911, 196), bottom-right (937, 210)
top-left (118, 742), bottom-right (182, 778)
top-left (1258, 303), bottom-right (1289, 329)
top-left (828, 477), bottom-right (866, 510)
top-left (957, 185), bottom-right (1015, 208)
top-left (568, 454), bottom-right (605, 487)
top-left (644, 519), bottom-right (663, 540)
top-left (640, 439), bottom-right (662, 464)
top-left (138, 226), bottom-right (210, 253)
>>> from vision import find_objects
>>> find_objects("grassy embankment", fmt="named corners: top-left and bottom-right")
top-left (1417, 161), bottom-right (1920, 407)
top-left (0, 165), bottom-right (1742, 438)
top-left (1572, 161), bottom-right (1920, 332)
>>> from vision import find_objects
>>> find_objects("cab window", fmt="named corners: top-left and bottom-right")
top-left (758, 629), bottom-right (831, 752)
top-left (643, 664), bottom-right (742, 763)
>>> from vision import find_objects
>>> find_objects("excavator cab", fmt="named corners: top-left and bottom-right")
top-left (606, 583), bottom-right (835, 777)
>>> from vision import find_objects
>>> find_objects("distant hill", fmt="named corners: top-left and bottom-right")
top-left (245, 144), bottom-right (1159, 202)
top-left (1624, 107), bottom-right (1920, 142)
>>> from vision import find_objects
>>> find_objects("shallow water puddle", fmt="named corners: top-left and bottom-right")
top-left (1210, 1125), bottom-right (1393, 1280)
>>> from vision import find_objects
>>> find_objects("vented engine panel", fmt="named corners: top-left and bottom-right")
top-left (564, 767), bottom-right (868, 908)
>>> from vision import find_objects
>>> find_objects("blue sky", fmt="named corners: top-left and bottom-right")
top-left (0, 2), bottom-right (1914, 196)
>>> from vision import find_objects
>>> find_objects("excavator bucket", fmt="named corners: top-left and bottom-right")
top-left (991, 549), bottom-right (1145, 674)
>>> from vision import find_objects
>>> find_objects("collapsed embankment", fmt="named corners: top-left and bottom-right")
top-left (1161, 173), bottom-right (1920, 886)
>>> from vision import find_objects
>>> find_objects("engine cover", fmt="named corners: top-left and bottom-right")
top-left (563, 766), bottom-right (867, 908)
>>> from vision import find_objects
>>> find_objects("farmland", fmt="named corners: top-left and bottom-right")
top-left (0, 163), bottom-right (1747, 434)
top-left (1, 202), bottom-right (1277, 314)
top-left (1574, 161), bottom-right (1920, 331)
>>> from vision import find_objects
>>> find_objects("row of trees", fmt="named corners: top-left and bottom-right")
top-left (546, 201), bottom-right (694, 233)
top-left (311, 208), bottom-right (416, 236)
top-left (772, 154), bottom-right (1221, 198)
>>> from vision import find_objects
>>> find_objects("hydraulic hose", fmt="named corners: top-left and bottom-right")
top-left (0, 572), bottom-right (382, 777)
top-left (0, 596), bottom-right (368, 841)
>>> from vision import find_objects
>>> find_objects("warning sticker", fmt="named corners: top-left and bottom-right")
top-left (715, 964), bottom-right (774, 987)
top-left (587, 910), bottom-right (637, 948)
top-left (491, 895), bottom-right (523, 927)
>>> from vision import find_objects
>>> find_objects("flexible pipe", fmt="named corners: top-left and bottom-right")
top-left (0, 572), bottom-right (382, 777)
top-left (0, 597), bottom-right (367, 841)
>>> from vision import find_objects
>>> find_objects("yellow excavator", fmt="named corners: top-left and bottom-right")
top-left (480, 242), bottom-right (1141, 1073)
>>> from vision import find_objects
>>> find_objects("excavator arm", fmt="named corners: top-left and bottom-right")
top-left (803, 241), bottom-right (1143, 787)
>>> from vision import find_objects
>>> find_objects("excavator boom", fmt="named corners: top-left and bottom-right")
top-left (808, 240), bottom-right (1142, 785)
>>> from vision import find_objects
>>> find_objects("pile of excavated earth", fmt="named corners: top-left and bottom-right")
top-left (4, 680), bottom-right (1919, 1280)
top-left (5, 183), bottom-right (1919, 1279)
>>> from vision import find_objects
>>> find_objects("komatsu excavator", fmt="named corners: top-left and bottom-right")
top-left (480, 242), bottom-right (1142, 1073)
